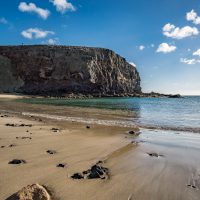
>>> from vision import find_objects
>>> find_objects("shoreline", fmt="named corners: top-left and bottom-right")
top-left (0, 94), bottom-right (199, 134)
top-left (2, 109), bottom-right (200, 134)
top-left (0, 92), bottom-right (181, 99)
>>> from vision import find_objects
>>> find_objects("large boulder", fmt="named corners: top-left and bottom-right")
top-left (6, 183), bottom-right (51, 200)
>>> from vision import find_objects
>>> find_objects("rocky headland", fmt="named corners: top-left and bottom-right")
top-left (0, 45), bottom-right (180, 98)
top-left (0, 45), bottom-right (141, 96)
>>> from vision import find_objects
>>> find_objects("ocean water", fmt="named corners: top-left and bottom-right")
top-left (18, 96), bottom-right (200, 132)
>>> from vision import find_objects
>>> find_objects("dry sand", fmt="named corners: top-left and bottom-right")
top-left (0, 95), bottom-right (200, 200)
top-left (0, 94), bottom-right (26, 99)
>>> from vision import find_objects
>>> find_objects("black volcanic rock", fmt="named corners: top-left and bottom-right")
top-left (0, 45), bottom-right (141, 96)
top-left (8, 159), bottom-right (26, 164)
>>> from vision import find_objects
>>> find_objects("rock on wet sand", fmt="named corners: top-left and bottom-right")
top-left (51, 128), bottom-right (60, 133)
top-left (8, 159), bottom-right (26, 164)
top-left (56, 163), bottom-right (65, 168)
top-left (46, 150), bottom-right (57, 155)
top-left (16, 137), bottom-right (32, 140)
top-left (9, 144), bottom-right (16, 147)
top-left (1, 114), bottom-right (9, 118)
top-left (71, 161), bottom-right (109, 180)
top-left (128, 130), bottom-right (141, 136)
top-left (1, 144), bottom-right (17, 148)
top-left (147, 152), bottom-right (164, 157)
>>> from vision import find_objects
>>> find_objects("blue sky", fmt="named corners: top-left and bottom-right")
top-left (0, 0), bottom-right (200, 95)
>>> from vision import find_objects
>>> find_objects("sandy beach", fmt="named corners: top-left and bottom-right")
top-left (0, 95), bottom-right (200, 200)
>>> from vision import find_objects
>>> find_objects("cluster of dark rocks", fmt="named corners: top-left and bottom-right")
top-left (147, 153), bottom-right (164, 158)
top-left (46, 150), bottom-right (57, 155)
top-left (1, 144), bottom-right (16, 148)
top-left (140, 92), bottom-right (181, 98)
top-left (5, 123), bottom-right (32, 127)
top-left (1, 114), bottom-right (9, 118)
top-left (16, 136), bottom-right (32, 140)
top-left (71, 161), bottom-right (109, 180)
top-left (40, 92), bottom-right (181, 99)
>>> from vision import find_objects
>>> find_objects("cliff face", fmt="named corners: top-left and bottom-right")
top-left (0, 45), bottom-right (141, 96)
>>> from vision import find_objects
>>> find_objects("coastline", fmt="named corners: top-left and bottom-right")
top-left (1, 94), bottom-right (199, 134)
top-left (0, 92), bottom-right (181, 100)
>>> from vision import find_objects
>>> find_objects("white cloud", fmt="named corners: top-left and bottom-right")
top-left (18, 2), bottom-right (50, 20)
top-left (47, 38), bottom-right (57, 45)
top-left (156, 43), bottom-right (177, 53)
top-left (21, 28), bottom-right (54, 39)
top-left (162, 23), bottom-right (199, 39)
top-left (139, 45), bottom-right (145, 51)
top-left (193, 49), bottom-right (200, 56)
top-left (151, 44), bottom-right (155, 48)
top-left (186, 10), bottom-right (197, 21)
top-left (163, 23), bottom-right (175, 32)
top-left (186, 10), bottom-right (200, 25)
top-left (42, 38), bottom-right (59, 45)
top-left (129, 62), bottom-right (136, 67)
top-left (180, 58), bottom-right (200, 65)
top-left (50, 0), bottom-right (76, 13)
top-left (0, 17), bottom-right (8, 24)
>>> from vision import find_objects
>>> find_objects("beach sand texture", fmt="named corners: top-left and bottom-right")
top-left (0, 95), bottom-right (200, 200)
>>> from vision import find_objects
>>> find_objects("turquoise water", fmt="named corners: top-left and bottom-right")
top-left (18, 96), bottom-right (200, 132)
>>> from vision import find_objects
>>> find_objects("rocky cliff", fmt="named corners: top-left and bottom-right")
top-left (0, 45), bottom-right (141, 96)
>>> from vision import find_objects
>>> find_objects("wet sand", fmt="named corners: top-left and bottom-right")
top-left (0, 95), bottom-right (200, 200)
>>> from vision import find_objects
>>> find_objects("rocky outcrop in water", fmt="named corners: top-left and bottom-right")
top-left (0, 45), bottom-right (141, 96)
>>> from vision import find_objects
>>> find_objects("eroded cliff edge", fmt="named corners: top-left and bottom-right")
top-left (0, 45), bottom-right (141, 96)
